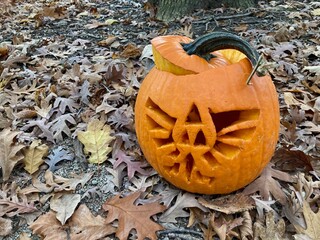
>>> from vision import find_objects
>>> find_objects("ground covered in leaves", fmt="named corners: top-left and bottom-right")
top-left (0, 0), bottom-right (319, 239)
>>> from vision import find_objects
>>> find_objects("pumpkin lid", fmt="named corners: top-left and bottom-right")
top-left (151, 35), bottom-right (231, 75)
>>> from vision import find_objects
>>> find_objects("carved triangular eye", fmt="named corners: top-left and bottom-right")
top-left (186, 104), bottom-right (201, 123)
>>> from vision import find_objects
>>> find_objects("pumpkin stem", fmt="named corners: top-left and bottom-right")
top-left (182, 32), bottom-right (262, 81)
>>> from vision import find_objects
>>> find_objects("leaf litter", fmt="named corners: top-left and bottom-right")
top-left (0, 0), bottom-right (319, 239)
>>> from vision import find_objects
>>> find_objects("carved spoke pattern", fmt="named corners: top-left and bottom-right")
top-left (145, 98), bottom-right (260, 184)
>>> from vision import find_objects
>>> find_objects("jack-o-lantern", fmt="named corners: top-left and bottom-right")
top-left (135, 32), bottom-right (279, 194)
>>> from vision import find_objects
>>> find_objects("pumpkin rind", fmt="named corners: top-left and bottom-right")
top-left (135, 34), bottom-right (279, 194)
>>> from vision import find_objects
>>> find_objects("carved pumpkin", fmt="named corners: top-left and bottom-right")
top-left (135, 32), bottom-right (280, 194)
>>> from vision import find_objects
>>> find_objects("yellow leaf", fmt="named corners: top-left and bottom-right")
top-left (294, 201), bottom-right (320, 239)
top-left (77, 119), bottom-right (114, 164)
top-left (23, 140), bottom-right (49, 174)
top-left (311, 8), bottom-right (320, 16)
top-left (105, 18), bottom-right (118, 25)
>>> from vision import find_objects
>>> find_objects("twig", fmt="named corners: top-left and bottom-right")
top-left (246, 54), bottom-right (263, 85)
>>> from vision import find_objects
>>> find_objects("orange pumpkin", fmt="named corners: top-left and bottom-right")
top-left (135, 32), bottom-right (279, 194)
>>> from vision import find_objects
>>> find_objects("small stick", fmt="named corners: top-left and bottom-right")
top-left (246, 54), bottom-right (263, 85)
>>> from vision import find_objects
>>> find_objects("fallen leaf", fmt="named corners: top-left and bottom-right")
top-left (120, 43), bottom-right (141, 59)
top-left (84, 19), bottom-right (118, 29)
top-left (311, 8), bottom-right (320, 16)
top-left (293, 201), bottom-right (320, 239)
top-left (0, 183), bottom-right (38, 217)
top-left (23, 140), bottom-right (49, 174)
top-left (303, 66), bottom-right (320, 75)
top-left (103, 191), bottom-right (166, 240)
top-left (272, 148), bottom-right (314, 172)
top-left (18, 232), bottom-right (32, 240)
top-left (113, 149), bottom-right (150, 180)
top-left (253, 211), bottom-right (287, 240)
top-left (77, 119), bottom-right (114, 164)
top-left (45, 146), bottom-right (74, 172)
top-left (239, 211), bottom-right (253, 239)
top-left (0, 217), bottom-right (12, 236)
top-left (199, 194), bottom-right (255, 214)
top-left (30, 211), bottom-right (68, 240)
top-left (243, 162), bottom-right (294, 205)
top-left (159, 192), bottom-right (207, 223)
top-left (0, 128), bottom-right (25, 181)
top-left (210, 214), bottom-right (243, 240)
top-left (50, 193), bottom-right (81, 225)
top-left (69, 204), bottom-right (116, 239)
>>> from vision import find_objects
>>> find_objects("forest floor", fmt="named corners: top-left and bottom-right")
top-left (0, 0), bottom-right (319, 239)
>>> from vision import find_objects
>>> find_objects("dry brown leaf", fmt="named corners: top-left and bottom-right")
top-left (243, 162), bottom-right (294, 205)
top-left (159, 192), bottom-right (207, 223)
top-left (200, 223), bottom-right (215, 240)
top-left (32, 170), bottom-right (93, 195)
top-left (0, 183), bottom-right (38, 217)
top-left (52, 172), bottom-right (94, 192)
top-left (199, 194), bottom-right (255, 214)
top-left (23, 140), bottom-right (49, 174)
top-left (0, 217), bottom-right (12, 236)
top-left (69, 204), bottom-right (116, 239)
top-left (30, 211), bottom-right (68, 240)
top-left (253, 211), bottom-right (287, 240)
top-left (50, 193), bottom-right (81, 225)
top-left (120, 43), bottom-right (142, 59)
top-left (239, 211), bottom-right (253, 239)
top-left (273, 148), bottom-right (314, 172)
top-left (293, 201), bottom-right (320, 239)
top-left (41, 6), bottom-right (67, 19)
top-left (210, 214), bottom-right (243, 240)
top-left (31, 204), bottom-right (115, 240)
top-left (0, 128), bottom-right (25, 181)
top-left (18, 232), bottom-right (32, 240)
top-left (103, 191), bottom-right (166, 240)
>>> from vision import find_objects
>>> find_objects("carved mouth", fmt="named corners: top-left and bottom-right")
top-left (145, 97), bottom-right (259, 184)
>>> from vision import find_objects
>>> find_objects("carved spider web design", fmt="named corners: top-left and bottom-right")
top-left (145, 97), bottom-right (260, 184)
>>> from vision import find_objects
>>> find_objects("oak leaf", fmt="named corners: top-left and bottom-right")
top-left (0, 183), bottom-right (38, 217)
top-left (102, 191), bottom-right (166, 240)
top-left (50, 113), bottom-right (76, 141)
top-left (30, 211), bottom-right (68, 240)
top-left (210, 214), bottom-right (243, 240)
top-left (31, 205), bottom-right (115, 240)
top-left (253, 211), bottom-right (287, 240)
top-left (243, 162), bottom-right (294, 204)
top-left (0, 217), bottom-right (12, 236)
top-left (45, 146), bottom-right (74, 172)
top-left (0, 128), bottom-right (25, 181)
top-left (113, 149), bottom-right (150, 180)
top-left (293, 201), bottom-right (320, 239)
top-left (159, 192), bottom-right (207, 223)
top-left (50, 193), bottom-right (81, 225)
top-left (23, 140), bottom-right (49, 174)
top-left (199, 194), bottom-right (255, 214)
top-left (69, 204), bottom-right (116, 239)
top-left (77, 119), bottom-right (114, 164)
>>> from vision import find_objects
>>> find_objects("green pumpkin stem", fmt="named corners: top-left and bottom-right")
top-left (181, 32), bottom-right (262, 84)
